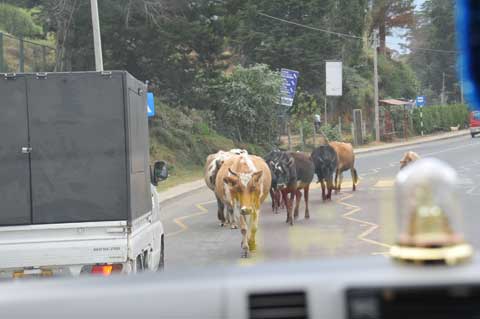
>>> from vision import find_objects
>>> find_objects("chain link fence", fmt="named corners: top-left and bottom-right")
top-left (0, 32), bottom-right (55, 73)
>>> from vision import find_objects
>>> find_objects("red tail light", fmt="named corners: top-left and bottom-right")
top-left (90, 264), bottom-right (122, 276)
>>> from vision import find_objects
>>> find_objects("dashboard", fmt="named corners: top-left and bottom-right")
top-left (1, 257), bottom-right (480, 318)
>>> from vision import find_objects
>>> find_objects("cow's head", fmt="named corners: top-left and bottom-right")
top-left (268, 154), bottom-right (295, 190)
top-left (224, 168), bottom-right (263, 215)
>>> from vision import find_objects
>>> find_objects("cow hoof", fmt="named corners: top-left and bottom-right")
top-left (305, 213), bottom-right (310, 219)
top-left (241, 249), bottom-right (249, 258)
top-left (231, 224), bottom-right (238, 229)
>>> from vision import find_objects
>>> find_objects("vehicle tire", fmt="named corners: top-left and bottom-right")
top-left (159, 235), bottom-right (165, 271)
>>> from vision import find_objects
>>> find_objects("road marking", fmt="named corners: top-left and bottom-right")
top-left (337, 193), bottom-right (391, 253)
top-left (166, 200), bottom-right (216, 237)
top-left (373, 179), bottom-right (395, 188)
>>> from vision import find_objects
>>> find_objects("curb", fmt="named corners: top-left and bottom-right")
top-left (354, 130), bottom-right (469, 155)
top-left (158, 130), bottom-right (470, 203)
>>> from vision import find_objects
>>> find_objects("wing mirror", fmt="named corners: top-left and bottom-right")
top-left (151, 161), bottom-right (168, 186)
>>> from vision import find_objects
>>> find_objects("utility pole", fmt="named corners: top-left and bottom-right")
top-left (441, 72), bottom-right (446, 105)
top-left (324, 95), bottom-right (328, 125)
top-left (460, 59), bottom-right (465, 104)
top-left (373, 29), bottom-right (380, 142)
top-left (90, 0), bottom-right (104, 71)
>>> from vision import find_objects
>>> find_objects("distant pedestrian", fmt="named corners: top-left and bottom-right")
top-left (314, 114), bottom-right (322, 131)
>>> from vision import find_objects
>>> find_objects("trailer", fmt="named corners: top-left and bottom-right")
top-left (0, 71), bottom-right (166, 277)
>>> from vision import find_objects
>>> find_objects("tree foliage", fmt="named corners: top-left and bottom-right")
top-left (0, 3), bottom-right (42, 37)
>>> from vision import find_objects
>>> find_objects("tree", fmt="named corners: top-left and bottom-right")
top-left (407, 0), bottom-right (458, 104)
top-left (215, 64), bottom-right (282, 144)
top-left (370, 0), bottom-right (415, 54)
top-left (0, 3), bottom-right (42, 38)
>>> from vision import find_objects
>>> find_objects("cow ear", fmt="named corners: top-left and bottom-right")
top-left (224, 176), bottom-right (237, 186)
top-left (287, 157), bottom-right (295, 168)
top-left (252, 170), bottom-right (263, 182)
top-left (215, 159), bottom-right (224, 169)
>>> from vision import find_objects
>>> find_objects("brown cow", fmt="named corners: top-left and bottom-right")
top-left (329, 141), bottom-right (358, 193)
top-left (399, 151), bottom-right (420, 170)
top-left (204, 149), bottom-right (247, 226)
top-left (215, 154), bottom-right (271, 257)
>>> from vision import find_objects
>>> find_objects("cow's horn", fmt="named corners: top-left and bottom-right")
top-left (228, 168), bottom-right (238, 176)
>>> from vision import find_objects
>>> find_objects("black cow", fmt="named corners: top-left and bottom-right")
top-left (264, 150), bottom-right (288, 214)
top-left (268, 151), bottom-right (314, 226)
top-left (311, 145), bottom-right (338, 201)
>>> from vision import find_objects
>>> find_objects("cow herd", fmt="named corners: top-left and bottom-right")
top-left (203, 142), bottom-right (358, 258)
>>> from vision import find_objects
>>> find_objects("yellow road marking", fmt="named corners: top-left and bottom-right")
top-left (166, 201), bottom-right (215, 237)
top-left (373, 179), bottom-right (395, 188)
top-left (337, 193), bottom-right (391, 253)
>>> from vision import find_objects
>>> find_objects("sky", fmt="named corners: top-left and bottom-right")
top-left (387, 0), bottom-right (425, 54)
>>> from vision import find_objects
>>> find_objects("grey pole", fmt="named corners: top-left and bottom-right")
top-left (373, 30), bottom-right (380, 142)
top-left (90, 0), bottom-right (104, 71)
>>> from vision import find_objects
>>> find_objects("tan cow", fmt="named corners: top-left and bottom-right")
top-left (399, 151), bottom-right (420, 170)
top-left (215, 154), bottom-right (271, 258)
top-left (204, 149), bottom-right (247, 226)
top-left (329, 141), bottom-right (358, 193)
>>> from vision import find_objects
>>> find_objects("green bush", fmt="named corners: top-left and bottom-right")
top-left (0, 4), bottom-right (42, 38)
top-left (319, 123), bottom-right (341, 142)
top-left (411, 104), bottom-right (469, 135)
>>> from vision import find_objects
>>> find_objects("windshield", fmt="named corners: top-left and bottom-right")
top-left (472, 111), bottom-right (480, 121)
top-left (0, 0), bottom-right (477, 277)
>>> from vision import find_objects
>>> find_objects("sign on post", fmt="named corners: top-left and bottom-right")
top-left (416, 96), bottom-right (426, 107)
top-left (147, 92), bottom-right (155, 117)
top-left (326, 61), bottom-right (342, 96)
top-left (280, 68), bottom-right (299, 107)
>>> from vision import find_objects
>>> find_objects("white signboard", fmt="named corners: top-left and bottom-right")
top-left (326, 61), bottom-right (342, 96)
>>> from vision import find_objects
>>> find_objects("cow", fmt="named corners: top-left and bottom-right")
top-left (399, 151), bottom-right (420, 170)
top-left (215, 154), bottom-right (271, 257)
top-left (329, 141), bottom-right (358, 193)
top-left (268, 151), bottom-right (314, 226)
top-left (204, 149), bottom-right (247, 226)
top-left (311, 144), bottom-right (338, 201)
top-left (264, 150), bottom-right (285, 214)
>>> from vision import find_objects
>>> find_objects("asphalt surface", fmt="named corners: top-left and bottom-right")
top-left (161, 135), bottom-right (480, 269)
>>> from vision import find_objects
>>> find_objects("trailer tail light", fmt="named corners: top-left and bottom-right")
top-left (90, 264), bottom-right (122, 276)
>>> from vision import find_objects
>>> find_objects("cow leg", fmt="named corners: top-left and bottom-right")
top-left (320, 180), bottom-right (327, 201)
top-left (282, 189), bottom-right (293, 225)
top-left (351, 168), bottom-right (357, 191)
top-left (304, 186), bottom-right (310, 219)
top-left (270, 188), bottom-right (276, 213)
top-left (338, 172), bottom-right (344, 193)
top-left (334, 169), bottom-right (339, 194)
top-left (239, 214), bottom-right (249, 258)
top-left (216, 194), bottom-right (226, 226)
top-left (294, 189), bottom-right (302, 220)
top-left (248, 210), bottom-right (259, 251)
top-left (274, 190), bottom-right (281, 214)
top-left (229, 205), bottom-right (237, 229)
top-left (327, 176), bottom-right (334, 200)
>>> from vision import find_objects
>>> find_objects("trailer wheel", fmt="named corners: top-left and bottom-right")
top-left (159, 235), bottom-right (165, 271)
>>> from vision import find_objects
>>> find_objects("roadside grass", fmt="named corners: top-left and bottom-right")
top-left (156, 165), bottom-right (204, 192)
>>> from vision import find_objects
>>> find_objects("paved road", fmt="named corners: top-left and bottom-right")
top-left (161, 135), bottom-right (480, 269)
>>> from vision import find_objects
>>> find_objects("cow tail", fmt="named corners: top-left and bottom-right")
top-left (353, 168), bottom-right (359, 185)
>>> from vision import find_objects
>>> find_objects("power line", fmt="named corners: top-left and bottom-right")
top-left (257, 12), bottom-right (364, 40)
top-left (257, 11), bottom-right (459, 54)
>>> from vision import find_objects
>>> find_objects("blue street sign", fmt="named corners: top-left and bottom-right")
top-left (147, 92), bottom-right (155, 117)
top-left (416, 95), bottom-right (426, 107)
top-left (280, 68), bottom-right (299, 107)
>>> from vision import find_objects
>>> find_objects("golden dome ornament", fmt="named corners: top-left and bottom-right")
top-left (389, 158), bottom-right (473, 265)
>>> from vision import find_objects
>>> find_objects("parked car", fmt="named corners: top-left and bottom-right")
top-left (470, 111), bottom-right (480, 138)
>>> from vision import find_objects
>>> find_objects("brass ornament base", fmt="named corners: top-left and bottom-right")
top-left (389, 243), bottom-right (473, 265)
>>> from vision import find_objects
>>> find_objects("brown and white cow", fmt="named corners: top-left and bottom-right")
top-left (399, 151), bottom-right (420, 170)
top-left (204, 149), bottom-right (247, 226)
top-left (215, 154), bottom-right (271, 258)
top-left (329, 141), bottom-right (358, 193)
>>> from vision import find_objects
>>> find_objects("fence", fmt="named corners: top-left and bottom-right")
top-left (0, 32), bottom-right (56, 73)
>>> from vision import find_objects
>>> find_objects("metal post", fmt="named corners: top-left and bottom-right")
top-left (441, 72), bottom-right (446, 105)
top-left (324, 95), bottom-right (328, 125)
top-left (338, 116), bottom-right (342, 138)
top-left (460, 59), bottom-right (465, 104)
top-left (420, 107), bottom-right (424, 136)
top-left (287, 119), bottom-right (292, 151)
top-left (90, 0), bottom-right (104, 71)
top-left (0, 32), bottom-right (3, 72)
top-left (373, 30), bottom-right (380, 142)
top-left (19, 37), bottom-right (24, 72)
top-left (42, 46), bottom-right (47, 71)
